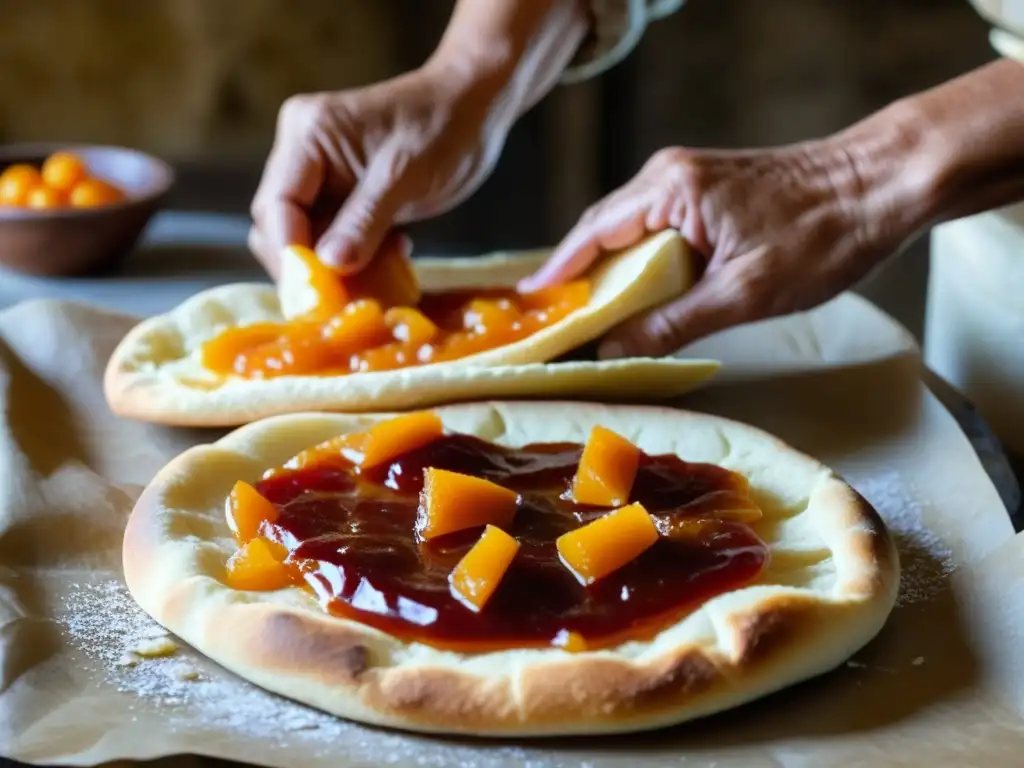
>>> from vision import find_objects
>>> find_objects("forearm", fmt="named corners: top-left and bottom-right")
top-left (425, 0), bottom-right (589, 126)
top-left (835, 58), bottom-right (1024, 250)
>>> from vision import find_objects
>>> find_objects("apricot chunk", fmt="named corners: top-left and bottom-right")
top-left (570, 425), bottom-right (640, 507)
top-left (417, 468), bottom-right (519, 541)
top-left (281, 244), bottom-right (350, 321)
top-left (350, 342), bottom-right (416, 373)
top-left (556, 502), bottom-right (659, 585)
top-left (345, 236), bottom-right (421, 309)
top-left (461, 298), bottom-right (519, 334)
top-left (321, 299), bottom-right (390, 353)
top-left (225, 538), bottom-right (298, 591)
top-left (339, 411), bottom-right (445, 468)
top-left (229, 323), bottom-right (334, 378)
top-left (226, 480), bottom-right (278, 542)
top-left (551, 629), bottom-right (588, 653)
top-left (385, 306), bottom-right (439, 346)
top-left (448, 524), bottom-right (520, 612)
top-left (518, 279), bottom-right (591, 313)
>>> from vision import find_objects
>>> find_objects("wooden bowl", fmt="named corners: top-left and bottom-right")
top-left (0, 143), bottom-right (175, 276)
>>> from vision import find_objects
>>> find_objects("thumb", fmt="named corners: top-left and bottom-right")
top-left (315, 172), bottom-right (403, 274)
top-left (597, 275), bottom-right (750, 359)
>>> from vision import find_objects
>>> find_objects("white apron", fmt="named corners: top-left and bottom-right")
top-left (924, 4), bottom-right (1024, 454)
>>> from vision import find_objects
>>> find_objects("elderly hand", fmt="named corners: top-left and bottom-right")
top-left (248, 0), bottom-right (588, 279)
top-left (519, 140), bottom-right (908, 359)
top-left (248, 64), bottom-right (510, 279)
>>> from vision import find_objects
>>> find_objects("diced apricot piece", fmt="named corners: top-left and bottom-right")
top-left (518, 279), bottom-right (591, 313)
top-left (462, 298), bottom-right (519, 333)
top-left (551, 629), bottom-right (588, 652)
top-left (385, 306), bottom-right (439, 346)
top-left (350, 342), bottom-right (416, 373)
top-left (284, 244), bottom-right (350, 320)
top-left (226, 480), bottom-right (278, 542)
top-left (448, 524), bottom-right (520, 612)
top-left (557, 502), bottom-right (659, 585)
top-left (417, 468), bottom-right (519, 540)
top-left (345, 235), bottom-right (421, 309)
top-left (200, 323), bottom-right (281, 373)
top-left (225, 538), bottom-right (297, 591)
top-left (570, 425), bottom-right (641, 507)
top-left (339, 411), bottom-right (445, 468)
top-left (235, 326), bottom-right (334, 378)
top-left (321, 299), bottom-right (390, 353)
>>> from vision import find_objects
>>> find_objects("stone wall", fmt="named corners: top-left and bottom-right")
top-left (0, 0), bottom-right (408, 155)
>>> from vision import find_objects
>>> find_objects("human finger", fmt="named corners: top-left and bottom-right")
top-left (517, 195), bottom-right (653, 292)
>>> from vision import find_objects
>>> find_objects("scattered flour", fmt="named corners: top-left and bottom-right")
top-left (845, 470), bottom-right (957, 608)
top-left (55, 580), bottom-right (582, 767)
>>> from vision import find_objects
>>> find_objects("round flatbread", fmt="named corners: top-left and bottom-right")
top-left (123, 401), bottom-right (899, 737)
top-left (103, 231), bottom-right (720, 427)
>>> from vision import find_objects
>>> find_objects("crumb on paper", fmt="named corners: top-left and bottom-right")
top-left (168, 662), bottom-right (201, 682)
top-left (912, 656), bottom-right (925, 666)
top-left (131, 635), bottom-right (178, 658)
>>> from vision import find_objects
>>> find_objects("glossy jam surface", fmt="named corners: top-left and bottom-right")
top-left (254, 434), bottom-right (769, 651)
top-left (201, 281), bottom-right (590, 379)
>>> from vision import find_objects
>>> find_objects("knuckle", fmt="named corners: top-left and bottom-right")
top-left (648, 147), bottom-right (705, 200)
top-left (641, 309), bottom-right (686, 353)
top-left (249, 195), bottom-right (266, 221)
top-left (731, 264), bottom-right (778, 318)
top-left (653, 146), bottom-right (690, 168)
top-left (277, 93), bottom-right (325, 131)
top-left (580, 202), bottom-right (604, 224)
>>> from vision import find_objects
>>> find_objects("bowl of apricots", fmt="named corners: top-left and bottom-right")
top-left (0, 143), bottom-right (174, 276)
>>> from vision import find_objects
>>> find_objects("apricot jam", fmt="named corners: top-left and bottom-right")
top-left (201, 281), bottom-right (590, 379)
top-left (254, 434), bottom-right (770, 652)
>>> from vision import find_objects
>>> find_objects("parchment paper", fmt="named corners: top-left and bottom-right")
top-left (1, 292), bottom-right (1021, 767)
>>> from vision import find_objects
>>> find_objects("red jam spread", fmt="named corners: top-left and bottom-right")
top-left (249, 433), bottom-right (770, 652)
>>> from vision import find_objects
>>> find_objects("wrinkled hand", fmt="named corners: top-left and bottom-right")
top-left (521, 143), bottom-right (893, 358)
top-left (249, 65), bottom-right (509, 278)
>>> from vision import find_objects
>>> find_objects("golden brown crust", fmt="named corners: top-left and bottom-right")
top-left (102, 232), bottom-right (722, 427)
top-left (122, 402), bottom-right (900, 736)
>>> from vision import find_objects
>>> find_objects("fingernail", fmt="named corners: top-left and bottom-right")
top-left (517, 276), bottom-right (540, 293)
top-left (317, 243), bottom-right (354, 272)
top-left (597, 340), bottom-right (627, 360)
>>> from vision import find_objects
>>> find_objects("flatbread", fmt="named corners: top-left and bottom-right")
top-left (123, 401), bottom-right (900, 737)
top-left (103, 231), bottom-right (720, 426)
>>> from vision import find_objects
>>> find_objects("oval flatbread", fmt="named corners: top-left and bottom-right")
top-left (123, 401), bottom-right (899, 737)
top-left (103, 231), bottom-right (720, 426)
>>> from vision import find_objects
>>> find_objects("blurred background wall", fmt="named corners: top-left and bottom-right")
top-left (0, 0), bottom-right (996, 337)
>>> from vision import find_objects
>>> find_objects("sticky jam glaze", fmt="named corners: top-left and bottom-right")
top-left (201, 282), bottom-right (590, 379)
top-left (254, 434), bottom-right (770, 652)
